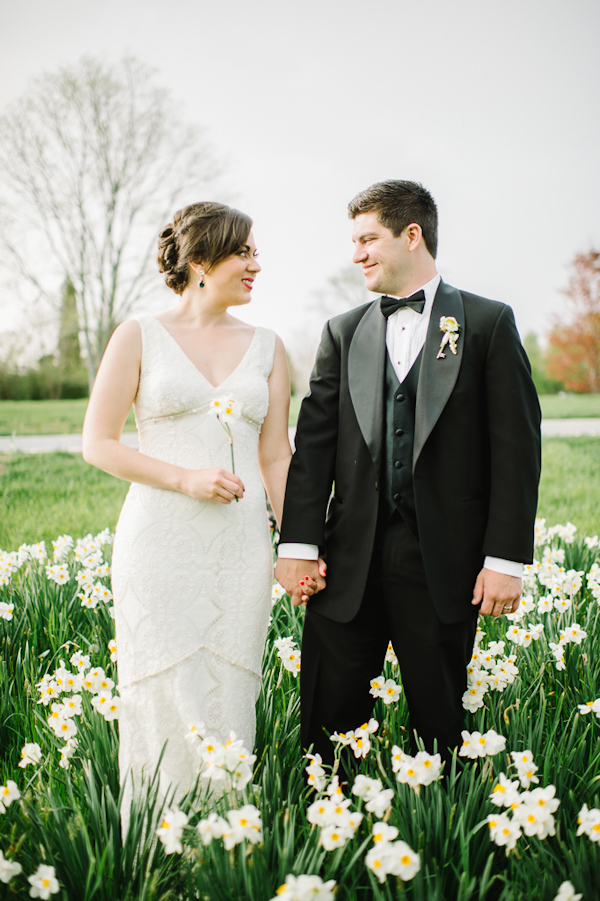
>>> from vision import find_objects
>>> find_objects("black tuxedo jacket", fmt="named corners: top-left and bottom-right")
top-left (280, 280), bottom-right (542, 625)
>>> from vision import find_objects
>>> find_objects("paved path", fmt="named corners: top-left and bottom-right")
top-left (1, 420), bottom-right (599, 453)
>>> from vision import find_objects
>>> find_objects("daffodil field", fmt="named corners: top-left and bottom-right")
top-left (1, 520), bottom-right (600, 901)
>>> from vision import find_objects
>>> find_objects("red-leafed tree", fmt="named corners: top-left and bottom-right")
top-left (547, 250), bottom-right (600, 393)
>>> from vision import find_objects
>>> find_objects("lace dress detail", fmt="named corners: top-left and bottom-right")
top-left (111, 317), bottom-right (276, 824)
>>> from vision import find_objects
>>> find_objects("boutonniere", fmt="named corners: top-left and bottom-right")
top-left (436, 316), bottom-right (460, 359)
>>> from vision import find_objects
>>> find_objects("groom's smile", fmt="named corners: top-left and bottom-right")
top-left (351, 211), bottom-right (416, 297)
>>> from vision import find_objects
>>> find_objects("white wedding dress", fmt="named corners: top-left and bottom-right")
top-left (111, 317), bottom-right (275, 824)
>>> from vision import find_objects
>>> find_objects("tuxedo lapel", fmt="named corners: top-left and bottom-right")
top-left (414, 281), bottom-right (464, 468)
top-left (348, 300), bottom-right (386, 474)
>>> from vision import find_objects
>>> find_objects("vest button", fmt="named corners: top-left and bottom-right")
top-left (395, 393), bottom-right (405, 402)
top-left (394, 460), bottom-right (403, 469)
top-left (393, 493), bottom-right (400, 501)
top-left (395, 428), bottom-right (404, 437)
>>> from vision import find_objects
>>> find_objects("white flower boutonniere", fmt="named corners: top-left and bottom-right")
top-left (436, 316), bottom-right (460, 359)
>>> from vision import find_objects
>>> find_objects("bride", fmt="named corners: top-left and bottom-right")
top-left (82, 202), bottom-right (292, 822)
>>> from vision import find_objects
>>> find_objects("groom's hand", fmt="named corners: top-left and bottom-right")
top-left (275, 558), bottom-right (327, 607)
top-left (471, 568), bottom-right (522, 618)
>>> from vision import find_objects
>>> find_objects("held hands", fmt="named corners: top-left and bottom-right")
top-left (181, 468), bottom-right (245, 504)
top-left (471, 568), bottom-right (522, 618)
top-left (274, 557), bottom-right (327, 607)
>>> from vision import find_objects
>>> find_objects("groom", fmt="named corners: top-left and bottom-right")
top-left (275, 180), bottom-right (541, 763)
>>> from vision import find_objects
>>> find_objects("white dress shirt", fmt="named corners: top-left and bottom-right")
top-left (279, 274), bottom-right (523, 579)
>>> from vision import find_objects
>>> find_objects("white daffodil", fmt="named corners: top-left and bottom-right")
top-left (319, 823), bottom-right (352, 851)
top-left (577, 698), bottom-right (600, 717)
top-left (225, 805), bottom-right (263, 845)
top-left (513, 800), bottom-right (556, 839)
top-left (372, 821), bottom-right (399, 843)
top-left (489, 772), bottom-right (521, 809)
top-left (306, 797), bottom-right (335, 827)
top-left (0, 601), bottom-right (14, 620)
top-left (196, 812), bottom-right (228, 845)
top-left (487, 812), bottom-right (521, 850)
top-left (0, 779), bottom-right (21, 812)
top-left (18, 742), bottom-right (42, 768)
top-left (462, 687), bottom-right (486, 712)
top-left (91, 691), bottom-right (113, 715)
top-left (156, 807), bottom-right (189, 854)
top-left (208, 397), bottom-right (241, 424)
top-left (365, 789), bottom-right (394, 818)
top-left (27, 863), bottom-right (60, 898)
top-left (390, 744), bottom-right (406, 772)
top-left (385, 641), bottom-right (399, 665)
top-left (560, 623), bottom-right (587, 645)
top-left (510, 749), bottom-right (539, 789)
top-left (69, 651), bottom-right (90, 671)
top-left (103, 696), bottom-right (122, 722)
top-left (553, 881), bottom-right (582, 901)
top-left (0, 850), bottom-right (22, 883)
top-left (270, 874), bottom-right (336, 901)
top-left (576, 804), bottom-right (600, 842)
top-left (59, 738), bottom-right (78, 770)
top-left (304, 752), bottom-right (327, 792)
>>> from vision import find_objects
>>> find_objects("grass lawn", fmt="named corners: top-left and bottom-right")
top-left (0, 452), bottom-right (130, 549)
top-left (0, 394), bottom-right (599, 437)
top-left (539, 393), bottom-right (600, 419)
top-left (0, 399), bottom-right (137, 435)
top-left (1, 437), bottom-right (599, 550)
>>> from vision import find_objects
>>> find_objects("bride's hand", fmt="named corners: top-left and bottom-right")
top-left (181, 468), bottom-right (245, 504)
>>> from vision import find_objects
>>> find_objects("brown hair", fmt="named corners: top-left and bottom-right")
top-left (348, 180), bottom-right (438, 258)
top-left (157, 202), bottom-right (253, 294)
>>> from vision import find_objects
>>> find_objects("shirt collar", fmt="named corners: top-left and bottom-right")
top-left (383, 273), bottom-right (441, 317)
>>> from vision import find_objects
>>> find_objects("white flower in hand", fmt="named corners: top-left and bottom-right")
top-left (208, 397), bottom-right (240, 424)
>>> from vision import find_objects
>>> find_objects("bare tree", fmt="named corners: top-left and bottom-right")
top-left (288, 265), bottom-right (369, 395)
top-left (0, 56), bottom-right (222, 387)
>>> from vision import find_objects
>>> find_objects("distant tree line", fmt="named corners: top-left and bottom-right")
top-left (0, 279), bottom-right (88, 399)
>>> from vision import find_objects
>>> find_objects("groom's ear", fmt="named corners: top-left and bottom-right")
top-left (403, 223), bottom-right (423, 253)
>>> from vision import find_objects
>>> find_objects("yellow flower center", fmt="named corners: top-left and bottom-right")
top-left (401, 855), bottom-right (411, 865)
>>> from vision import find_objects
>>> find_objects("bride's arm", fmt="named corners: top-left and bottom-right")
top-left (82, 321), bottom-right (244, 504)
top-left (258, 335), bottom-right (293, 528)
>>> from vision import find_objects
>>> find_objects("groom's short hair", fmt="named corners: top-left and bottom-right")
top-left (348, 180), bottom-right (438, 258)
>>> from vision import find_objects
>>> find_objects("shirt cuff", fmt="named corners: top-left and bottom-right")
top-left (277, 543), bottom-right (319, 561)
top-left (484, 556), bottom-right (523, 578)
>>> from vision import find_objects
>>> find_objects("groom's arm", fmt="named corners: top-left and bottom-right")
top-left (471, 304), bottom-right (541, 617)
top-left (276, 321), bottom-right (342, 601)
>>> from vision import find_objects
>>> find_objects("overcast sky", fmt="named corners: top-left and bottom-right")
top-left (1, 0), bottom-right (598, 355)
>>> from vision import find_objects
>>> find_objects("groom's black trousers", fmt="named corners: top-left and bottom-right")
top-left (301, 512), bottom-right (478, 765)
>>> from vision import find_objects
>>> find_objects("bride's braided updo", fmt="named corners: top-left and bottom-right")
top-left (157, 202), bottom-right (253, 295)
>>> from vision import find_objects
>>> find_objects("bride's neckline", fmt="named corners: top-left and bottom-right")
top-left (151, 317), bottom-right (259, 390)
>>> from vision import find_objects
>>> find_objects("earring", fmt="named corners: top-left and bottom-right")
top-left (198, 270), bottom-right (205, 288)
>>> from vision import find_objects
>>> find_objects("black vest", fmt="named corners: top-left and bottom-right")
top-left (380, 349), bottom-right (422, 536)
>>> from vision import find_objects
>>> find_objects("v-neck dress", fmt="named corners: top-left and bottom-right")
top-left (111, 316), bottom-right (276, 821)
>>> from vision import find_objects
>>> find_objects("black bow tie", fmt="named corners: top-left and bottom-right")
top-left (380, 290), bottom-right (426, 318)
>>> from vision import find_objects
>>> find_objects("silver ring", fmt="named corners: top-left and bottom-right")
top-left (503, 605), bottom-right (512, 611)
